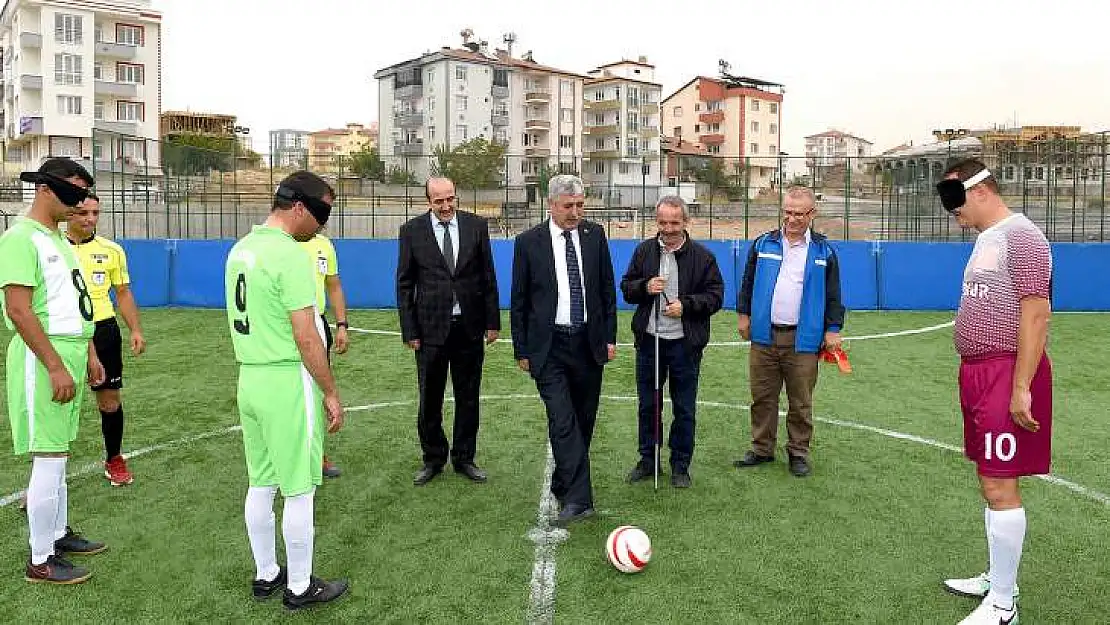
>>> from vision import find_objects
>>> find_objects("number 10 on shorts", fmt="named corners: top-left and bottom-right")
top-left (984, 432), bottom-right (1017, 462)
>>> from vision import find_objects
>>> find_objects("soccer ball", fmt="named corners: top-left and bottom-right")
top-left (605, 525), bottom-right (651, 573)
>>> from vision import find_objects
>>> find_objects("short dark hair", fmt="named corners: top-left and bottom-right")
top-left (85, 190), bottom-right (99, 202)
top-left (273, 170), bottom-right (334, 211)
top-left (39, 157), bottom-right (94, 187)
top-left (943, 158), bottom-right (999, 194)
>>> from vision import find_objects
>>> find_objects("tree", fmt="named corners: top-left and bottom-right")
top-left (339, 144), bottom-right (386, 181)
top-left (386, 165), bottom-right (418, 185)
top-left (162, 132), bottom-right (262, 175)
top-left (431, 138), bottom-right (507, 189)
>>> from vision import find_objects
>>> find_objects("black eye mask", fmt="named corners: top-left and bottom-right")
top-left (936, 168), bottom-right (992, 212)
top-left (275, 185), bottom-right (332, 225)
top-left (19, 172), bottom-right (90, 207)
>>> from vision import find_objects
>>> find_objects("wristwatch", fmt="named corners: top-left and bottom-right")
top-left (335, 321), bottom-right (349, 329)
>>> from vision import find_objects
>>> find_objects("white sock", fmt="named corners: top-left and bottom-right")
top-left (27, 457), bottom-right (66, 565)
top-left (244, 486), bottom-right (280, 582)
top-left (282, 489), bottom-right (316, 596)
top-left (54, 477), bottom-right (69, 541)
top-left (986, 507), bottom-right (1026, 610)
top-left (983, 507), bottom-right (994, 576)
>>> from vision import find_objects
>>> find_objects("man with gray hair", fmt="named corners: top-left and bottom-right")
top-left (619, 195), bottom-right (724, 487)
top-left (511, 174), bottom-right (617, 526)
top-left (735, 185), bottom-right (844, 478)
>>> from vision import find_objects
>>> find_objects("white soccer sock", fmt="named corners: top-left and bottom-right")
top-left (986, 507), bottom-right (1026, 610)
top-left (282, 489), bottom-right (316, 596)
top-left (27, 457), bottom-right (66, 565)
top-left (54, 477), bottom-right (69, 541)
top-left (244, 486), bottom-right (280, 582)
top-left (983, 507), bottom-right (994, 575)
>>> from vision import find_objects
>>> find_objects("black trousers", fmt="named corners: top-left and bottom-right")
top-left (416, 318), bottom-right (485, 467)
top-left (535, 329), bottom-right (603, 508)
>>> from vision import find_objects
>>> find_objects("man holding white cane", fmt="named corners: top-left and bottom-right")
top-left (620, 196), bottom-right (724, 488)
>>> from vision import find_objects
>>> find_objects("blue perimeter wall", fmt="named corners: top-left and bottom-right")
top-left (119, 239), bottom-right (1110, 312)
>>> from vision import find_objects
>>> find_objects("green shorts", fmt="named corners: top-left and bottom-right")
top-left (237, 363), bottom-right (324, 497)
top-left (6, 335), bottom-right (89, 455)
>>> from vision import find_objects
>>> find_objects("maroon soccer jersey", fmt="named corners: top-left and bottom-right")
top-left (954, 214), bottom-right (1052, 358)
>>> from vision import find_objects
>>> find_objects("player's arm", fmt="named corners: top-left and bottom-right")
top-left (3, 285), bottom-right (74, 402)
top-left (290, 307), bottom-right (343, 433)
top-left (324, 274), bottom-right (349, 354)
top-left (114, 284), bottom-right (145, 355)
top-left (1009, 233), bottom-right (1053, 432)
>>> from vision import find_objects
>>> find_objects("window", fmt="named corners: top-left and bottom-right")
top-left (426, 68), bottom-right (435, 84)
top-left (593, 90), bottom-right (603, 101)
top-left (55, 14), bottom-right (83, 44)
top-left (493, 69), bottom-right (508, 87)
top-left (116, 24), bottom-right (143, 46)
top-left (694, 124), bottom-right (701, 133)
top-left (455, 125), bottom-right (468, 140)
top-left (117, 101), bottom-right (143, 121)
top-left (493, 102), bottom-right (508, 116)
top-left (93, 143), bottom-right (103, 159)
top-left (769, 103), bottom-right (778, 114)
top-left (672, 106), bottom-right (683, 116)
top-left (594, 138), bottom-right (604, 150)
top-left (627, 87), bottom-right (640, 107)
top-left (769, 144), bottom-right (777, 155)
top-left (117, 63), bottom-right (143, 84)
top-left (427, 96), bottom-right (435, 112)
top-left (559, 135), bottom-right (573, 149)
top-left (494, 128), bottom-right (508, 144)
top-left (94, 100), bottom-right (104, 120)
top-left (428, 126), bottom-right (436, 141)
top-left (594, 161), bottom-right (605, 175)
top-left (619, 163), bottom-right (632, 175)
top-left (560, 79), bottom-right (573, 99)
top-left (769, 123), bottom-right (778, 135)
top-left (750, 143), bottom-right (759, 154)
top-left (560, 108), bottom-right (572, 123)
top-left (593, 113), bottom-right (605, 125)
top-left (673, 126), bottom-right (682, 137)
top-left (626, 137), bottom-right (639, 158)
top-left (708, 145), bottom-right (721, 154)
top-left (455, 65), bottom-right (467, 81)
top-left (627, 116), bottom-right (639, 132)
top-left (93, 62), bottom-right (104, 81)
top-left (751, 121), bottom-right (759, 133)
top-left (57, 95), bottom-right (81, 115)
top-left (706, 100), bottom-right (722, 111)
top-left (709, 123), bottom-right (721, 132)
top-left (121, 140), bottom-right (143, 160)
top-left (751, 100), bottom-right (760, 111)
top-left (95, 23), bottom-right (104, 42)
top-left (455, 95), bottom-right (467, 111)
top-left (54, 53), bottom-right (82, 85)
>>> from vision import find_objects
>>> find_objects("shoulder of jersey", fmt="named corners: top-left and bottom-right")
top-left (97, 236), bottom-right (126, 254)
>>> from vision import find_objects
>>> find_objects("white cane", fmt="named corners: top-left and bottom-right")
top-left (654, 259), bottom-right (670, 491)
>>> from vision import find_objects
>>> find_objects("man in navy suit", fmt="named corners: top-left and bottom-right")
top-left (510, 174), bottom-right (617, 526)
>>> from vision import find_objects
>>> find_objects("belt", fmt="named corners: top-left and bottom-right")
top-left (772, 324), bottom-right (797, 331)
top-left (553, 324), bottom-right (585, 335)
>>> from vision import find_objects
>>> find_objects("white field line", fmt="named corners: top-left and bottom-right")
top-left (525, 444), bottom-right (565, 625)
top-left (345, 320), bottom-right (955, 348)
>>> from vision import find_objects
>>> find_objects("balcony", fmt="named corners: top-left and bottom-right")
top-left (524, 147), bottom-right (551, 157)
top-left (20, 31), bottom-right (41, 48)
top-left (21, 74), bottom-right (42, 90)
top-left (587, 149), bottom-right (620, 159)
top-left (698, 110), bottom-right (724, 124)
top-left (18, 116), bottom-right (44, 135)
top-left (94, 80), bottom-right (138, 98)
top-left (640, 126), bottom-right (660, 138)
top-left (524, 90), bottom-right (550, 103)
top-left (699, 134), bottom-right (726, 145)
top-left (94, 119), bottom-right (139, 136)
top-left (394, 83), bottom-right (423, 99)
top-left (491, 85), bottom-right (509, 99)
top-left (525, 119), bottom-right (550, 132)
top-left (584, 98), bottom-right (621, 111)
top-left (394, 141), bottom-right (424, 156)
top-left (640, 102), bottom-right (659, 113)
top-left (394, 112), bottom-right (424, 128)
top-left (585, 124), bottom-right (619, 135)
top-left (94, 40), bottom-right (138, 60)
top-left (491, 113), bottom-right (509, 127)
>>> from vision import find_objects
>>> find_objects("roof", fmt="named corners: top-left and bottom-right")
top-left (596, 58), bottom-right (655, 70)
top-left (374, 47), bottom-right (588, 80)
top-left (161, 110), bottom-right (235, 120)
top-left (805, 130), bottom-right (873, 144)
top-left (662, 75), bottom-right (784, 105)
top-left (661, 137), bottom-right (709, 157)
top-left (310, 128), bottom-right (375, 137)
top-left (881, 137), bottom-right (982, 159)
top-left (584, 74), bottom-right (661, 88)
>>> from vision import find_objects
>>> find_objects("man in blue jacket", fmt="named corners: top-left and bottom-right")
top-left (735, 186), bottom-right (845, 477)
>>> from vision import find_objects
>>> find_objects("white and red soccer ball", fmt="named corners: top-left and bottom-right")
top-left (605, 525), bottom-right (652, 573)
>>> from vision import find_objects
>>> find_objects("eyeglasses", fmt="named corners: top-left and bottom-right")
top-left (783, 208), bottom-right (815, 220)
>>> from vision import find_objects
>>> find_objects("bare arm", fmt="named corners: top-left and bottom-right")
top-left (114, 284), bottom-right (146, 355)
top-left (1014, 296), bottom-right (1050, 390)
top-left (324, 275), bottom-right (348, 324)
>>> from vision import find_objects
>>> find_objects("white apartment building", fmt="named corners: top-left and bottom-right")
top-left (374, 35), bottom-right (585, 189)
top-left (0, 0), bottom-right (161, 179)
top-left (582, 57), bottom-right (662, 200)
top-left (269, 128), bottom-right (309, 168)
top-left (805, 129), bottom-right (873, 179)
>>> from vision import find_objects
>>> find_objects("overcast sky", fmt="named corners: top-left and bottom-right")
top-left (156, 0), bottom-right (1109, 158)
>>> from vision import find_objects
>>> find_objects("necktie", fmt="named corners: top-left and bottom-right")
top-left (439, 221), bottom-right (455, 274)
top-left (562, 230), bottom-right (584, 326)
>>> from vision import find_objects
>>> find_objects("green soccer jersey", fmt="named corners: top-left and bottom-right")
top-left (225, 225), bottom-right (318, 365)
top-left (0, 217), bottom-right (94, 338)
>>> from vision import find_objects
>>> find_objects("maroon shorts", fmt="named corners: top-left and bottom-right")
top-left (959, 352), bottom-right (1052, 478)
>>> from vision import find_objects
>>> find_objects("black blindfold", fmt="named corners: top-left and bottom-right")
top-left (20, 172), bottom-right (90, 207)
top-left (276, 185), bottom-right (332, 225)
top-left (936, 168), bottom-right (992, 213)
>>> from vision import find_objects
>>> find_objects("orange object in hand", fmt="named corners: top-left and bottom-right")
top-left (820, 346), bottom-right (852, 374)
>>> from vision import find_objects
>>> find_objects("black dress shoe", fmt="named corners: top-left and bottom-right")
top-left (453, 462), bottom-right (487, 483)
top-left (626, 461), bottom-right (658, 483)
top-left (671, 471), bottom-right (692, 488)
top-left (788, 455), bottom-right (811, 477)
top-left (733, 451), bottom-right (775, 468)
top-left (553, 504), bottom-right (595, 527)
top-left (413, 464), bottom-right (443, 486)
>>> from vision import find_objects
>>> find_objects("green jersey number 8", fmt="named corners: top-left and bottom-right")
top-left (71, 269), bottom-right (94, 322)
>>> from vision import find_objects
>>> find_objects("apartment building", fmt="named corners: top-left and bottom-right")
top-left (269, 128), bottom-right (309, 168)
top-left (373, 32), bottom-right (586, 188)
top-left (0, 0), bottom-right (162, 178)
top-left (805, 129), bottom-right (873, 180)
top-left (582, 57), bottom-right (662, 199)
top-left (307, 122), bottom-right (377, 172)
top-left (662, 74), bottom-right (784, 191)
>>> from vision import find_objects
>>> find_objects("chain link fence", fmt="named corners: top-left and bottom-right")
top-left (2, 130), bottom-right (1106, 242)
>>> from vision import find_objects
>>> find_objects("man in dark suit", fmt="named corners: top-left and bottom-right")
top-left (510, 174), bottom-right (617, 527)
top-left (396, 177), bottom-right (500, 486)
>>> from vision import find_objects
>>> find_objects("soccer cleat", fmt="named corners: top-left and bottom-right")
top-left (943, 572), bottom-right (1020, 600)
top-left (25, 554), bottom-right (92, 585)
top-left (322, 457), bottom-right (341, 479)
top-left (252, 566), bottom-right (287, 600)
top-left (54, 527), bottom-right (107, 555)
top-left (104, 455), bottom-right (134, 486)
top-left (282, 576), bottom-right (349, 610)
top-left (957, 596), bottom-right (1018, 625)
